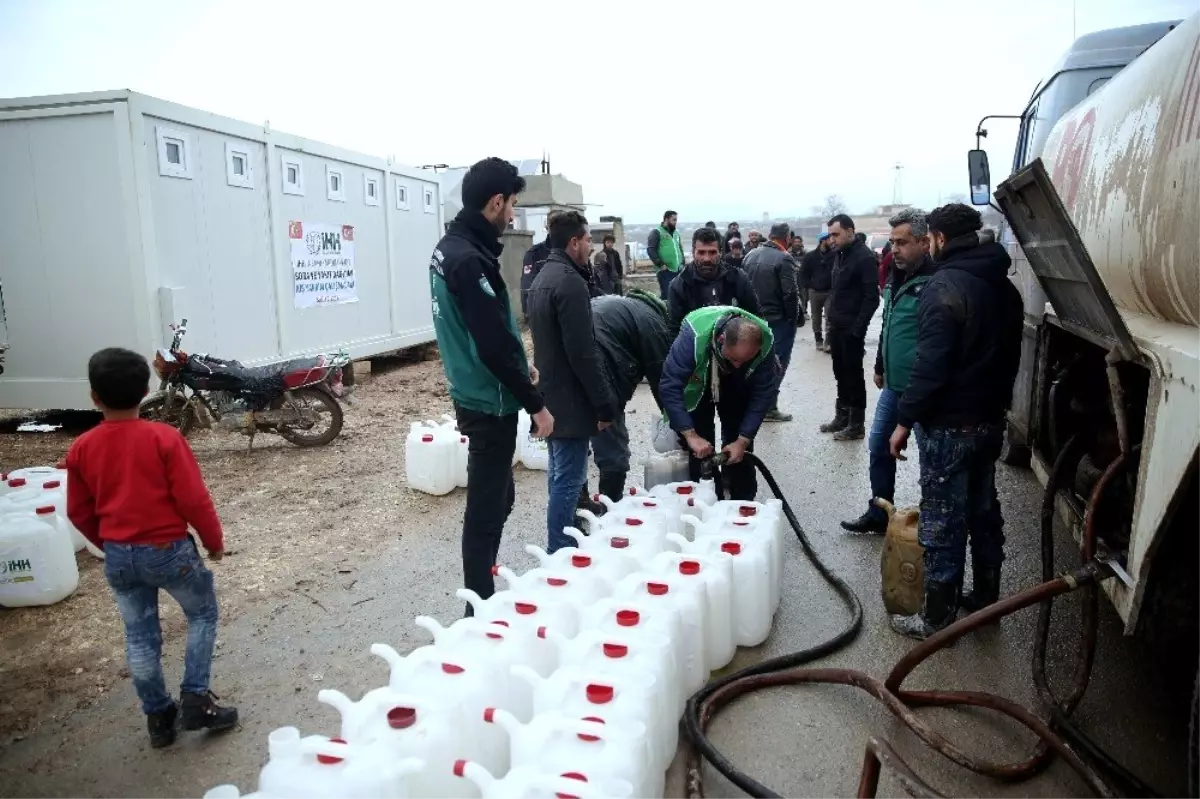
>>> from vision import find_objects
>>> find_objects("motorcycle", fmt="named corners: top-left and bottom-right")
top-left (141, 319), bottom-right (354, 448)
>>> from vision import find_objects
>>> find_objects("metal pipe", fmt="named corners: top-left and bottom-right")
top-left (1105, 351), bottom-right (1131, 456)
top-left (857, 738), bottom-right (944, 798)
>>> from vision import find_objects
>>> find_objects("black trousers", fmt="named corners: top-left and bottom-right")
top-left (829, 327), bottom-right (867, 411)
top-left (684, 389), bottom-right (757, 501)
top-left (454, 405), bottom-right (517, 615)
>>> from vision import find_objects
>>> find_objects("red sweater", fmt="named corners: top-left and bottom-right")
top-left (66, 419), bottom-right (224, 553)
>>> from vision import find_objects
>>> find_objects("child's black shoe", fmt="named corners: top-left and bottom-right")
top-left (147, 702), bottom-right (178, 748)
top-left (180, 691), bottom-right (238, 732)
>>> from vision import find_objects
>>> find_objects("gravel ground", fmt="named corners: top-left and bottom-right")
top-left (0, 317), bottom-right (1189, 797)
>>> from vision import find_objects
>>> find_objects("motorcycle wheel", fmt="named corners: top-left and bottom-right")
top-left (272, 387), bottom-right (343, 447)
top-left (140, 393), bottom-right (195, 436)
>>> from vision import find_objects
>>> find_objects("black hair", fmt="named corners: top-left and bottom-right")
top-left (729, 237), bottom-right (743, 250)
top-left (768, 222), bottom-right (791, 240)
top-left (827, 213), bottom-right (855, 231)
top-left (705, 221), bottom-right (716, 228)
top-left (603, 233), bottom-right (616, 244)
top-left (663, 210), bottom-right (678, 221)
top-left (548, 210), bottom-right (589, 249)
top-left (88, 347), bottom-right (150, 410)
top-left (722, 315), bottom-right (762, 347)
top-left (460, 157), bottom-right (526, 212)
top-left (927, 203), bottom-right (983, 240)
top-left (693, 227), bottom-right (721, 248)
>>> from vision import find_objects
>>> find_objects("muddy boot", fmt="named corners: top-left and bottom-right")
top-left (890, 581), bottom-right (960, 640)
top-left (597, 471), bottom-right (626, 504)
top-left (573, 484), bottom-right (606, 530)
top-left (833, 408), bottom-right (865, 441)
top-left (763, 405), bottom-right (793, 423)
top-left (814, 339), bottom-right (825, 350)
top-left (819, 403), bottom-right (849, 433)
top-left (960, 565), bottom-right (1002, 614)
top-left (840, 504), bottom-right (888, 535)
top-left (180, 690), bottom-right (239, 733)
top-left (146, 702), bottom-right (178, 749)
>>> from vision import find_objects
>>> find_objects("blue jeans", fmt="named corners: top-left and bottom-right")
top-left (917, 423), bottom-right (1006, 587)
top-left (547, 438), bottom-right (591, 553)
top-left (865, 388), bottom-right (923, 521)
top-left (768, 320), bottom-right (797, 374)
top-left (104, 538), bottom-right (219, 715)
top-left (656, 269), bottom-right (676, 299)
top-left (591, 410), bottom-right (629, 474)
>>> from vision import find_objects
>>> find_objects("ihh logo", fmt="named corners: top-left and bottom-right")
top-left (0, 559), bottom-right (31, 574)
top-left (305, 231), bottom-right (341, 256)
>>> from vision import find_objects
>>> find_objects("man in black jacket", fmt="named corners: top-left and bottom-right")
top-left (589, 290), bottom-right (673, 501)
top-left (723, 238), bottom-right (746, 270)
top-left (667, 227), bottom-right (760, 336)
top-left (820, 214), bottom-right (880, 440)
top-left (520, 210), bottom-right (562, 317)
top-left (430, 158), bottom-right (553, 614)
top-left (888, 204), bottom-right (1023, 640)
top-left (527, 211), bottom-right (619, 554)
top-left (723, 222), bottom-right (741, 254)
top-left (800, 233), bottom-right (835, 351)
top-left (591, 233), bottom-right (624, 295)
top-left (743, 222), bottom-right (800, 423)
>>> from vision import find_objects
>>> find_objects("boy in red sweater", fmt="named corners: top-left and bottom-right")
top-left (66, 348), bottom-right (238, 748)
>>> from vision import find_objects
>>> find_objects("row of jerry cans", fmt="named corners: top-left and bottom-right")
top-left (406, 412), bottom-right (549, 497)
top-left (0, 466), bottom-right (108, 608)
top-left (205, 483), bottom-right (785, 798)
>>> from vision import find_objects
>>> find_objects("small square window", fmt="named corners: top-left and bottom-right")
top-left (156, 125), bottom-right (192, 179)
top-left (282, 155), bottom-right (305, 196)
top-left (326, 164), bottom-right (346, 202)
top-left (364, 176), bottom-right (380, 207)
top-left (423, 187), bottom-right (436, 214)
top-left (225, 142), bottom-right (254, 188)
top-left (395, 180), bottom-right (410, 211)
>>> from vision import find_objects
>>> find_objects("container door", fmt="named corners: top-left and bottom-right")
top-left (993, 157), bottom-right (1139, 361)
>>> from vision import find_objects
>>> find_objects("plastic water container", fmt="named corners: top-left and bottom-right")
top-left (651, 549), bottom-right (735, 671)
top-left (651, 480), bottom-right (717, 511)
top-left (538, 625), bottom-right (678, 747)
top-left (414, 615), bottom-right (548, 718)
top-left (458, 586), bottom-right (581, 639)
top-left (486, 709), bottom-right (660, 799)
top-left (257, 726), bottom-right (424, 799)
top-left (683, 513), bottom-right (780, 614)
top-left (369, 643), bottom-right (511, 776)
top-left (203, 786), bottom-right (268, 799)
top-left (496, 565), bottom-right (610, 617)
top-left (4, 479), bottom-right (97, 556)
top-left (0, 507), bottom-right (80, 607)
top-left (453, 761), bottom-right (633, 799)
top-left (594, 495), bottom-right (684, 538)
top-left (517, 410), bottom-right (549, 471)
top-left (674, 535), bottom-right (771, 647)
top-left (614, 572), bottom-right (707, 696)
top-left (566, 521), bottom-right (668, 563)
top-left (525, 543), bottom-right (637, 590)
top-left (642, 451), bottom-right (689, 490)
top-left (319, 689), bottom-right (474, 799)
top-left (432, 417), bottom-right (469, 489)
top-left (405, 422), bottom-right (457, 496)
top-left (7, 466), bottom-right (62, 488)
top-left (510, 664), bottom-right (669, 775)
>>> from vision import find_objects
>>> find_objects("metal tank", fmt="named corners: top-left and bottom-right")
top-left (1041, 12), bottom-right (1200, 327)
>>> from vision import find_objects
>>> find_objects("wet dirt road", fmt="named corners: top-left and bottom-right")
top-left (0, 323), bottom-right (1190, 797)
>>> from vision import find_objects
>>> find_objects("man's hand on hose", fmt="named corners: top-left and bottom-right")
top-left (722, 436), bottom-right (751, 465)
top-left (532, 407), bottom-right (555, 439)
top-left (889, 424), bottom-right (911, 461)
top-left (683, 429), bottom-right (714, 460)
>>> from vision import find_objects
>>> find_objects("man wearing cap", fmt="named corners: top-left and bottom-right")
top-left (743, 222), bottom-right (801, 423)
top-left (800, 233), bottom-right (835, 351)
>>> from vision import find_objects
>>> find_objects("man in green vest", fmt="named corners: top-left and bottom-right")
top-left (659, 306), bottom-right (782, 500)
top-left (647, 209), bottom-right (684, 299)
top-left (841, 208), bottom-right (937, 534)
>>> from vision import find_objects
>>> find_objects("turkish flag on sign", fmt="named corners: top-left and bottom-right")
top-left (288, 221), bottom-right (303, 239)
top-left (342, 225), bottom-right (355, 242)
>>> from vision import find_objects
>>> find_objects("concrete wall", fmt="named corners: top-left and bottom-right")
top-left (520, 174), bottom-right (584, 207)
top-left (500, 229), bottom-right (533, 317)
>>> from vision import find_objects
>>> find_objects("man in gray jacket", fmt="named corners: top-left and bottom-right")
top-left (743, 222), bottom-right (800, 423)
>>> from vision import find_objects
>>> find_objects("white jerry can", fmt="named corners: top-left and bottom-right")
top-left (453, 760), bottom-right (633, 799)
top-left (319, 688), bottom-right (477, 799)
top-left (613, 572), bottom-right (707, 696)
top-left (576, 506), bottom-right (673, 545)
top-left (674, 535), bottom-right (771, 648)
top-left (565, 524), bottom-right (667, 565)
top-left (369, 642), bottom-right (510, 776)
top-left (683, 513), bottom-right (781, 614)
top-left (517, 409), bottom-right (549, 471)
top-left (523, 544), bottom-right (621, 597)
top-left (203, 786), bottom-right (267, 799)
top-left (457, 586), bottom-right (581, 640)
top-left (594, 495), bottom-right (684, 538)
top-left (494, 564), bottom-right (610, 617)
top-left (649, 480), bottom-right (717, 517)
top-left (651, 549), bottom-right (735, 672)
top-left (405, 423), bottom-right (457, 496)
top-left (256, 726), bottom-right (425, 799)
top-left (538, 625), bottom-right (679, 745)
top-left (0, 506), bottom-right (80, 608)
top-left (510, 664), bottom-right (671, 776)
top-left (486, 708), bottom-right (661, 799)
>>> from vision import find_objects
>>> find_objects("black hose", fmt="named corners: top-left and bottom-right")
top-left (682, 451), bottom-right (864, 798)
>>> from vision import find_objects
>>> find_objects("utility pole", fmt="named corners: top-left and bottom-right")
top-left (892, 163), bottom-right (904, 205)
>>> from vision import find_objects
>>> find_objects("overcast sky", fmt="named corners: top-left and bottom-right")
top-left (1, 0), bottom-right (1195, 223)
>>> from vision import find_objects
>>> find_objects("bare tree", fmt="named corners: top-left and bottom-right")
top-left (812, 194), bottom-right (848, 219)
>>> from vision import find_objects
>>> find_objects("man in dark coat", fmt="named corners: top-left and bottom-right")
top-left (723, 238), bottom-right (746, 270)
top-left (527, 211), bottom-right (619, 554)
top-left (801, 233), bottom-right (835, 350)
top-left (820, 213), bottom-right (880, 440)
top-left (520, 209), bottom-right (563, 317)
top-left (889, 204), bottom-right (1023, 639)
top-left (589, 290), bottom-right (672, 501)
top-left (667, 227), bottom-right (761, 336)
top-left (743, 222), bottom-right (801, 423)
top-left (591, 233), bottom-right (624, 295)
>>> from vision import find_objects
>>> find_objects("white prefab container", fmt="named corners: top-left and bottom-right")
top-left (0, 90), bottom-right (443, 410)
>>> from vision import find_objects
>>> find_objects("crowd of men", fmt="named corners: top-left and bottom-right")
top-left (431, 157), bottom-right (1022, 643)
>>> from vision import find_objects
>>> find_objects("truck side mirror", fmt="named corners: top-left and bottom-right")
top-left (967, 149), bottom-right (992, 206)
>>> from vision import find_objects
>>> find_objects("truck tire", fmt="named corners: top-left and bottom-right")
top-left (1000, 422), bottom-right (1032, 468)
